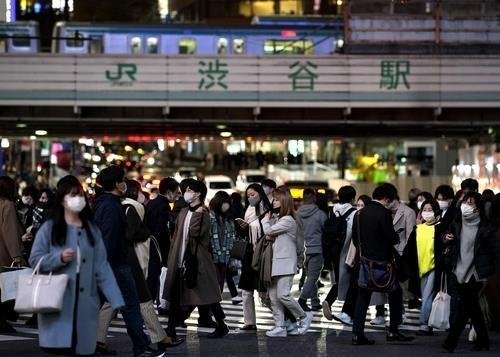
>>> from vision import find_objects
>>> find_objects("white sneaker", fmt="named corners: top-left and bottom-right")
top-left (468, 327), bottom-right (477, 342)
top-left (298, 312), bottom-right (314, 335)
top-left (322, 301), bottom-right (333, 320)
top-left (332, 312), bottom-right (352, 326)
top-left (266, 326), bottom-right (287, 337)
top-left (370, 316), bottom-right (386, 326)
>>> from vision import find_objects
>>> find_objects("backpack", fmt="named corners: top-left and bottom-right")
top-left (322, 207), bottom-right (357, 267)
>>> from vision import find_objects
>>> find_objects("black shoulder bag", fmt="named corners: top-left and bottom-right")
top-left (357, 214), bottom-right (398, 293)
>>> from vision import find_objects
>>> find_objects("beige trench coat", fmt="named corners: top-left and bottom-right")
top-left (163, 207), bottom-right (221, 306)
top-left (0, 199), bottom-right (24, 267)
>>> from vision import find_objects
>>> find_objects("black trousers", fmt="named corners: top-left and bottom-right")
top-left (341, 265), bottom-right (358, 316)
top-left (353, 284), bottom-right (403, 335)
top-left (226, 270), bottom-right (238, 298)
top-left (445, 279), bottom-right (489, 347)
top-left (166, 268), bottom-right (226, 337)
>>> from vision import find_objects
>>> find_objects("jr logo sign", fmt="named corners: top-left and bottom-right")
top-left (105, 64), bottom-right (137, 86)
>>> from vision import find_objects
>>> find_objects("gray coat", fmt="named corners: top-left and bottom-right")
top-left (163, 207), bottom-right (222, 306)
top-left (393, 202), bottom-right (416, 255)
top-left (262, 215), bottom-right (298, 277)
top-left (29, 220), bottom-right (124, 355)
top-left (334, 203), bottom-right (356, 301)
top-left (297, 204), bottom-right (327, 255)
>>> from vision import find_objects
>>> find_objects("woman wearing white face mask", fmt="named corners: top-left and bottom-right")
top-left (415, 192), bottom-right (433, 224)
top-left (29, 175), bottom-right (124, 355)
top-left (442, 192), bottom-right (499, 353)
top-left (208, 191), bottom-right (236, 293)
top-left (411, 198), bottom-right (442, 336)
top-left (236, 183), bottom-right (273, 331)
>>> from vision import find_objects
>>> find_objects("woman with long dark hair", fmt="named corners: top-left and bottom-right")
top-left (236, 183), bottom-right (272, 331)
top-left (209, 191), bottom-right (236, 292)
top-left (442, 191), bottom-right (499, 352)
top-left (29, 175), bottom-right (123, 355)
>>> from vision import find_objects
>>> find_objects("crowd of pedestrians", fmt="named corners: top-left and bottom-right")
top-left (0, 167), bottom-right (499, 355)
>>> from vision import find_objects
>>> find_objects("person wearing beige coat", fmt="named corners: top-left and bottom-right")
top-left (0, 176), bottom-right (24, 333)
top-left (0, 175), bottom-right (24, 267)
top-left (163, 180), bottom-right (228, 341)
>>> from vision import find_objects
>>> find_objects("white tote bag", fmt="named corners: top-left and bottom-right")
top-left (14, 256), bottom-right (69, 314)
top-left (0, 263), bottom-right (30, 302)
top-left (428, 273), bottom-right (451, 330)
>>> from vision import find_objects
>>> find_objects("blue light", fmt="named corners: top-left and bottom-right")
top-left (34, 2), bottom-right (42, 14)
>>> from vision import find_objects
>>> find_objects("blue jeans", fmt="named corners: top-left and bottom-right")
top-left (419, 270), bottom-right (435, 330)
top-left (113, 265), bottom-right (150, 355)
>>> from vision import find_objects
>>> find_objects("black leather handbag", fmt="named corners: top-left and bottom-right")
top-left (356, 215), bottom-right (398, 293)
top-left (358, 255), bottom-right (397, 292)
top-left (230, 239), bottom-right (248, 260)
top-left (183, 241), bottom-right (199, 289)
top-left (182, 212), bottom-right (204, 289)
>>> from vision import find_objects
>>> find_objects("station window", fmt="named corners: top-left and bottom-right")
top-left (233, 38), bottom-right (245, 54)
top-left (217, 38), bottom-right (228, 54)
top-left (90, 37), bottom-right (103, 54)
top-left (130, 37), bottom-right (141, 54)
top-left (264, 39), bottom-right (313, 55)
top-left (147, 37), bottom-right (158, 54)
top-left (12, 34), bottom-right (31, 47)
top-left (179, 38), bottom-right (196, 54)
top-left (66, 31), bottom-right (84, 47)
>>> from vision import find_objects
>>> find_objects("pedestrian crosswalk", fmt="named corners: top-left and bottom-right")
top-left (0, 277), bottom-right (430, 342)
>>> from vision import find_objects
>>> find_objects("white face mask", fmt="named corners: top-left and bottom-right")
top-left (417, 201), bottom-right (423, 210)
top-left (221, 202), bottom-right (230, 213)
top-left (65, 195), bottom-right (86, 213)
top-left (461, 203), bottom-right (478, 219)
top-left (184, 191), bottom-right (195, 204)
top-left (137, 192), bottom-right (145, 204)
top-left (248, 196), bottom-right (260, 207)
top-left (262, 186), bottom-right (271, 196)
top-left (421, 211), bottom-right (435, 222)
top-left (438, 200), bottom-right (449, 211)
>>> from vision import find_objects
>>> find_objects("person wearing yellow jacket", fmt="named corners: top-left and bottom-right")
top-left (415, 198), bottom-right (442, 336)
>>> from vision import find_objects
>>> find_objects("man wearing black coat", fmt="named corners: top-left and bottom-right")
top-left (145, 177), bottom-right (180, 302)
top-left (351, 183), bottom-right (414, 345)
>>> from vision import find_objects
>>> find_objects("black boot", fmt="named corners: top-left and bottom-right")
top-left (207, 323), bottom-right (229, 338)
top-left (352, 334), bottom-right (375, 345)
top-left (0, 319), bottom-right (15, 333)
top-left (387, 330), bottom-right (415, 342)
